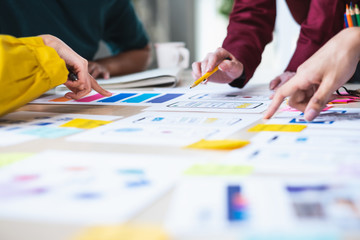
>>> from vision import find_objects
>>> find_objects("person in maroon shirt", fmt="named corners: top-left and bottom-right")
top-left (264, 27), bottom-right (360, 121)
top-left (192, 0), bottom-right (355, 89)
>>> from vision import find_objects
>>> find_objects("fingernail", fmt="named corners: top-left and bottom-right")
top-left (304, 109), bottom-right (317, 121)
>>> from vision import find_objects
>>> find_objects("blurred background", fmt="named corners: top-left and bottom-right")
top-left (96, 0), bottom-right (300, 84)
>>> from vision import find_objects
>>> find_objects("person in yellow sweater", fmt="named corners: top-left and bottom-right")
top-left (0, 34), bottom-right (111, 117)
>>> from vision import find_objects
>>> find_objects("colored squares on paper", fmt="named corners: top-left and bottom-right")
top-left (248, 124), bottom-right (307, 132)
top-left (227, 185), bottom-right (249, 221)
top-left (50, 97), bottom-right (71, 102)
top-left (98, 93), bottom-right (137, 103)
top-left (76, 93), bottom-right (107, 102)
top-left (60, 119), bottom-right (113, 129)
top-left (122, 93), bottom-right (160, 103)
top-left (146, 93), bottom-right (183, 103)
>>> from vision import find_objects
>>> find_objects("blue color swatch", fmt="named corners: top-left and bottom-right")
top-left (98, 93), bottom-right (137, 103)
top-left (146, 93), bottom-right (183, 103)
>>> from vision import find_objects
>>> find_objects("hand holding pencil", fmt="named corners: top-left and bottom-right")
top-left (191, 47), bottom-right (244, 87)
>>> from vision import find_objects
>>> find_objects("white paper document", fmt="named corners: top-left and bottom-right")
top-left (0, 111), bottom-right (120, 146)
top-left (143, 89), bottom-right (271, 113)
top-left (0, 150), bottom-right (193, 224)
top-left (67, 112), bottom-right (261, 146)
top-left (268, 108), bottom-right (360, 130)
top-left (166, 177), bottom-right (360, 238)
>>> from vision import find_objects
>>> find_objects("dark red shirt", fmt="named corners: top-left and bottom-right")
top-left (223, 0), bottom-right (354, 88)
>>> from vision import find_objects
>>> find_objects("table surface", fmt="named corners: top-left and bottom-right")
top-left (1, 71), bottom-right (359, 240)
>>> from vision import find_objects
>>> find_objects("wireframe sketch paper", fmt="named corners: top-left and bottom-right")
top-left (146, 92), bottom-right (271, 114)
top-left (0, 111), bottom-right (121, 145)
top-left (67, 112), bottom-right (261, 146)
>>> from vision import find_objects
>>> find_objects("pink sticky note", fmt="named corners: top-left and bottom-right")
top-left (329, 98), bottom-right (354, 104)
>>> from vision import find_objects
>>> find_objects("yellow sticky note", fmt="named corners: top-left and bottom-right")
top-left (73, 224), bottom-right (169, 240)
top-left (0, 153), bottom-right (33, 168)
top-left (248, 124), bottom-right (306, 132)
top-left (185, 139), bottom-right (250, 150)
top-left (236, 103), bottom-right (252, 108)
top-left (204, 118), bottom-right (218, 124)
top-left (184, 164), bottom-right (253, 176)
top-left (60, 119), bottom-right (113, 129)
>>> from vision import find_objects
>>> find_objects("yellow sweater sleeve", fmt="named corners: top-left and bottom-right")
top-left (0, 35), bottom-right (68, 116)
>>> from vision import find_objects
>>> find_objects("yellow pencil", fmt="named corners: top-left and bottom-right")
top-left (190, 66), bottom-right (219, 89)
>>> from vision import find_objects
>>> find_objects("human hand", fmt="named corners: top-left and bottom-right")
top-left (192, 47), bottom-right (243, 84)
top-left (264, 28), bottom-right (360, 121)
top-left (39, 35), bottom-right (111, 99)
top-left (269, 71), bottom-right (295, 90)
top-left (88, 61), bottom-right (110, 79)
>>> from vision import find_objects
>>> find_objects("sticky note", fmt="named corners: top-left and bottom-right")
top-left (60, 119), bottom-right (113, 129)
top-left (328, 98), bottom-right (354, 104)
top-left (184, 164), bottom-right (253, 176)
top-left (236, 103), bottom-right (252, 108)
top-left (0, 153), bottom-right (33, 168)
top-left (72, 224), bottom-right (169, 240)
top-left (185, 139), bottom-right (250, 150)
top-left (280, 105), bottom-right (332, 112)
top-left (50, 97), bottom-right (71, 102)
top-left (245, 232), bottom-right (340, 240)
top-left (248, 124), bottom-right (306, 132)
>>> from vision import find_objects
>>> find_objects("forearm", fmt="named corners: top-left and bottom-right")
top-left (285, 0), bottom-right (344, 72)
top-left (95, 44), bottom-right (152, 76)
top-left (223, 0), bottom-right (276, 86)
top-left (0, 35), bottom-right (67, 116)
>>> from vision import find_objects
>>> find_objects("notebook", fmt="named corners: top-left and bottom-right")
top-left (56, 68), bottom-right (182, 90)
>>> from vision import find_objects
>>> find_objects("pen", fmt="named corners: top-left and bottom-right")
top-left (190, 66), bottom-right (219, 89)
top-left (68, 70), bottom-right (78, 81)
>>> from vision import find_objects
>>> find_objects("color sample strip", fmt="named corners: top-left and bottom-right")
top-left (73, 225), bottom-right (169, 240)
top-left (185, 139), bottom-right (250, 150)
top-left (60, 119), bottom-right (113, 129)
top-left (122, 93), bottom-right (160, 103)
top-left (0, 153), bottom-right (34, 168)
top-left (184, 164), bottom-right (253, 176)
top-left (146, 93), bottom-right (183, 103)
top-left (98, 93), bottom-right (137, 103)
top-left (50, 97), bottom-right (71, 102)
top-left (227, 185), bottom-right (248, 221)
top-left (248, 124), bottom-right (307, 132)
top-left (76, 93), bottom-right (107, 103)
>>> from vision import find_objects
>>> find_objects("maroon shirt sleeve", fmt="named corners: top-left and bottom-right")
top-left (222, 0), bottom-right (276, 88)
top-left (285, 0), bottom-right (345, 73)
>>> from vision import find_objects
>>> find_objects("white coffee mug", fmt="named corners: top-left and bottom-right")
top-left (155, 42), bottom-right (190, 69)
